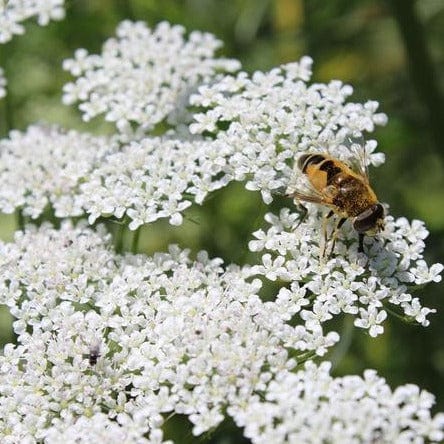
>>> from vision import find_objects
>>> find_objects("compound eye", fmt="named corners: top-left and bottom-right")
top-left (353, 203), bottom-right (384, 233)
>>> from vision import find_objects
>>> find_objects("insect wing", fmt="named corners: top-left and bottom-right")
top-left (289, 190), bottom-right (325, 204)
top-left (342, 135), bottom-right (370, 183)
top-left (288, 185), bottom-right (331, 206)
top-left (289, 162), bottom-right (333, 205)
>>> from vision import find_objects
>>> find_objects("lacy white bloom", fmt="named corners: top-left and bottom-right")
top-left (80, 135), bottom-right (231, 229)
top-left (4, 50), bottom-right (390, 234)
top-left (249, 208), bottom-right (442, 336)
top-left (0, 125), bottom-right (232, 228)
top-left (190, 57), bottom-right (387, 203)
top-left (0, 223), bottom-right (444, 443)
top-left (0, 124), bottom-right (115, 218)
top-left (43, 413), bottom-right (169, 444)
top-left (231, 361), bottom-right (444, 444)
top-left (1, 16), bottom-right (443, 443)
top-left (0, 223), bottom-right (442, 443)
top-left (0, 222), bottom-right (332, 440)
top-left (0, 66), bottom-right (6, 98)
top-left (0, 0), bottom-right (65, 44)
top-left (62, 21), bottom-right (240, 137)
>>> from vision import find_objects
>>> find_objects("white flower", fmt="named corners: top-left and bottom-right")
top-left (0, 127), bottom-right (232, 229)
top-left (190, 57), bottom-right (387, 205)
top-left (79, 135), bottom-right (230, 229)
top-left (189, 110), bottom-right (219, 134)
top-left (0, 217), bottom-right (441, 442)
top-left (252, 253), bottom-right (289, 281)
top-left (401, 297), bottom-right (436, 326)
top-left (43, 412), bottom-right (159, 444)
top-left (63, 21), bottom-right (240, 136)
top-left (0, 223), bottom-right (336, 439)
top-left (354, 306), bottom-right (387, 337)
top-left (1, 16), bottom-right (442, 444)
top-left (301, 300), bottom-right (333, 329)
top-left (0, 0), bottom-right (65, 44)
top-left (0, 125), bottom-right (115, 219)
top-left (411, 260), bottom-right (444, 285)
top-left (231, 361), bottom-right (444, 444)
top-left (274, 283), bottom-right (309, 318)
top-left (249, 209), bottom-right (442, 337)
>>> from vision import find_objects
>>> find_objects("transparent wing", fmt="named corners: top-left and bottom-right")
top-left (342, 134), bottom-right (369, 184)
top-left (287, 184), bottom-right (331, 206)
top-left (286, 155), bottom-right (334, 206)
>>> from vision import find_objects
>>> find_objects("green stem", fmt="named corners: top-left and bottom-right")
top-left (383, 303), bottom-right (412, 323)
top-left (295, 350), bottom-right (317, 366)
top-left (16, 209), bottom-right (25, 231)
top-left (131, 227), bottom-right (140, 254)
top-left (329, 315), bottom-right (354, 370)
top-left (0, 52), bottom-right (14, 136)
top-left (114, 222), bottom-right (126, 254)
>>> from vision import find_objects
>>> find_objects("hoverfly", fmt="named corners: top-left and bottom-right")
top-left (289, 142), bottom-right (385, 255)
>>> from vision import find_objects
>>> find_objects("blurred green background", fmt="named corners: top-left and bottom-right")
top-left (0, 0), bottom-right (443, 441)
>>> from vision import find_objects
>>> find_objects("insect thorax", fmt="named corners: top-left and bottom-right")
top-left (331, 176), bottom-right (377, 217)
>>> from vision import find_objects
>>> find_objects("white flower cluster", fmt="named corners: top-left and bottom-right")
top-left (0, 126), bottom-right (233, 228)
top-left (0, 0), bottom-right (65, 44)
top-left (43, 413), bottom-right (165, 444)
top-left (249, 208), bottom-right (443, 337)
top-left (0, 0), bottom-right (65, 99)
top-left (190, 56), bottom-right (387, 203)
top-left (0, 223), bottom-right (326, 439)
top-left (0, 125), bottom-right (115, 218)
top-left (0, 66), bottom-right (5, 98)
top-left (62, 21), bottom-right (240, 136)
top-left (5, 44), bottom-right (391, 230)
top-left (0, 222), bottom-right (442, 443)
top-left (234, 361), bottom-right (444, 444)
top-left (81, 135), bottom-right (231, 229)
top-left (1, 17), bottom-right (443, 443)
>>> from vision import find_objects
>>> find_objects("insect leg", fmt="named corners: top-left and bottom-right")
top-left (296, 203), bottom-right (308, 228)
top-left (328, 217), bottom-right (347, 258)
top-left (319, 210), bottom-right (337, 259)
top-left (337, 218), bottom-right (346, 229)
top-left (320, 212), bottom-right (332, 259)
top-left (358, 233), bottom-right (365, 253)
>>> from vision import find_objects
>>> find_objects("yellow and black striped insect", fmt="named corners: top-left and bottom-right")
top-left (289, 150), bottom-right (385, 254)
